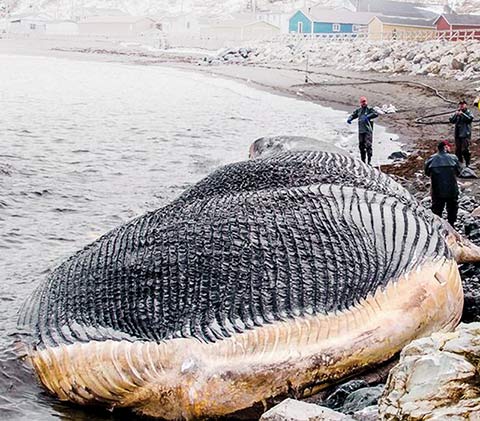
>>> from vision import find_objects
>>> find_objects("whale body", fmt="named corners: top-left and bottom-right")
top-left (19, 151), bottom-right (463, 419)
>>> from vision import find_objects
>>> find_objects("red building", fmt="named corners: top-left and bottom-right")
top-left (434, 14), bottom-right (480, 40)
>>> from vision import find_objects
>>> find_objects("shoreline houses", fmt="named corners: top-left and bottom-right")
top-left (2, 0), bottom-right (480, 43)
top-left (288, 0), bottom-right (480, 41)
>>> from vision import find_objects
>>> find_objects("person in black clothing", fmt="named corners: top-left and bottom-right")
top-left (424, 140), bottom-right (462, 227)
top-left (347, 96), bottom-right (379, 165)
top-left (449, 100), bottom-right (474, 167)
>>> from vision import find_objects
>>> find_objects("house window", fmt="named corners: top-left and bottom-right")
top-left (30, 23), bottom-right (36, 30)
top-left (297, 21), bottom-right (303, 33)
top-left (332, 23), bottom-right (341, 32)
top-left (352, 25), bottom-right (361, 33)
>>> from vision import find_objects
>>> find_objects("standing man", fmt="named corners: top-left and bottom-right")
top-left (347, 96), bottom-right (379, 165)
top-left (425, 140), bottom-right (462, 228)
top-left (449, 100), bottom-right (474, 167)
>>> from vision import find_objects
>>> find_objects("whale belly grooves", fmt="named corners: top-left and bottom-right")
top-left (18, 152), bottom-right (464, 419)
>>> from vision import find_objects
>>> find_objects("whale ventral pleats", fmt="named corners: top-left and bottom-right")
top-left (19, 151), bottom-right (448, 349)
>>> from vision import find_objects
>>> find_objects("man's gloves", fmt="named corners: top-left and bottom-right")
top-left (347, 118), bottom-right (352, 124)
top-left (360, 115), bottom-right (370, 123)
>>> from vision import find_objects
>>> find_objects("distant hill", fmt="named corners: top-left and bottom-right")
top-left (0, 0), bottom-right (478, 20)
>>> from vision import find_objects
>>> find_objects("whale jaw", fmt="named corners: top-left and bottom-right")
top-left (28, 257), bottom-right (462, 420)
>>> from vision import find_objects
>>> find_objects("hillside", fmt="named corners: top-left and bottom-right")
top-left (1, 0), bottom-right (479, 20)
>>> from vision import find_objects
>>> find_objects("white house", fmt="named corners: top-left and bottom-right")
top-left (46, 20), bottom-right (78, 35)
top-left (8, 13), bottom-right (51, 34)
top-left (256, 10), bottom-right (292, 33)
top-left (159, 12), bottom-right (201, 35)
top-left (78, 16), bottom-right (157, 36)
top-left (201, 18), bottom-right (280, 41)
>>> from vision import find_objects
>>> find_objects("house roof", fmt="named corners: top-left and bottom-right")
top-left (371, 15), bottom-right (436, 28)
top-left (299, 7), bottom-right (376, 25)
top-left (356, 0), bottom-right (443, 19)
top-left (435, 13), bottom-right (480, 26)
top-left (9, 13), bottom-right (52, 22)
top-left (79, 16), bottom-right (156, 24)
top-left (209, 20), bottom-right (280, 30)
top-left (207, 12), bottom-right (259, 26)
top-left (46, 20), bottom-right (77, 24)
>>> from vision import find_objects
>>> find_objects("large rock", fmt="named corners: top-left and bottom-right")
top-left (260, 399), bottom-right (353, 421)
top-left (379, 323), bottom-right (480, 420)
top-left (342, 385), bottom-right (384, 414)
top-left (322, 380), bottom-right (369, 410)
top-left (352, 405), bottom-right (378, 421)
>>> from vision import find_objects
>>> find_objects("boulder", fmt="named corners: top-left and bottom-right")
top-left (379, 323), bottom-right (480, 420)
top-left (260, 399), bottom-right (353, 421)
top-left (393, 58), bottom-right (408, 73)
top-left (452, 57), bottom-right (465, 71)
top-left (471, 206), bottom-right (480, 218)
top-left (412, 53), bottom-right (424, 64)
top-left (439, 54), bottom-right (453, 68)
top-left (351, 405), bottom-right (378, 421)
top-left (323, 380), bottom-right (369, 410)
top-left (341, 385), bottom-right (384, 414)
top-left (388, 151), bottom-right (408, 160)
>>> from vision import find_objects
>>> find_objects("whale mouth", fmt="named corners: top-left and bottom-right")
top-left (28, 257), bottom-right (462, 420)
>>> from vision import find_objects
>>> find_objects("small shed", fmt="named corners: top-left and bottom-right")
top-left (434, 14), bottom-right (480, 39)
top-left (289, 8), bottom-right (375, 34)
top-left (368, 15), bottom-right (436, 40)
top-left (46, 20), bottom-right (79, 35)
top-left (78, 16), bottom-right (156, 36)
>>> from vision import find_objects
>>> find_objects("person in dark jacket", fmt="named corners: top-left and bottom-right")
top-left (449, 100), bottom-right (474, 166)
top-left (347, 96), bottom-right (379, 165)
top-left (425, 140), bottom-right (462, 227)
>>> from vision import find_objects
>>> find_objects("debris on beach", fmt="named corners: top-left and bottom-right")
top-left (200, 47), bottom-right (257, 65)
top-left (374, 104), bottom-right (397, 114)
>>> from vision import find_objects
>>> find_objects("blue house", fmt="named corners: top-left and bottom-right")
top-left (289, 7), bottom-right (375, 34)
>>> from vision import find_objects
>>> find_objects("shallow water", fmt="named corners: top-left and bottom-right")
top-left (0, 55), bottom-right (399, 420)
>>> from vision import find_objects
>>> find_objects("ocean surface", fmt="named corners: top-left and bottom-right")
top-left (0, 54), bottom-right (400, 420)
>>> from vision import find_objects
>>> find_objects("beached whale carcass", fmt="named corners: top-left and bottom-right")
top-left (18, 151), bottom-right (464, 419)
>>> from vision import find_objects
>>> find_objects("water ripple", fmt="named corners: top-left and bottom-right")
top-left (0, 54), bottom-right (400, 420)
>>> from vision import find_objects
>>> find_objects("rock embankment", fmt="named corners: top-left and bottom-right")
top-left (202, 39), bottom-right (480, 91)
top-left (262, 323), bottom-right (480, 420)
top-left (379, 322), bottom-right (480, 420)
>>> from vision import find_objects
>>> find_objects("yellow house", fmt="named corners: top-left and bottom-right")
top-left (368, 15), bottom-right (436, 40)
